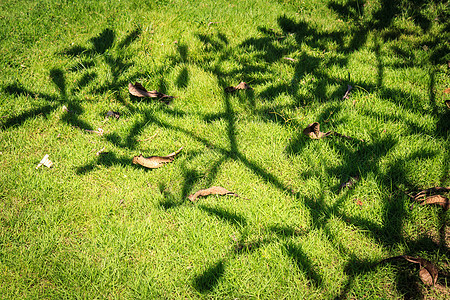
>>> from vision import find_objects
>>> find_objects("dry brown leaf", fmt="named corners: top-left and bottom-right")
top-left (419, 268), bottom-right (434, 286)
top-left (444, 88), bottom-right (450, 94)
top-left (445, 100), bottom-right (450, 108)
top-left (413, 187), bottom-right (450, 210)
top-left (188, 186), bottom-right (239, 202)
top-left (421, 195), bottom-right (449, 210)
top-left (302, 122), bottom-right (332, 139)
top-left (224, 82), bottom-right (252, 93)
top-left (128, 82), bottom-right (174, 99)
top-left (382, 255), bottom-right (439, 286)
top-left (132, 147), bottom-right (183, 169)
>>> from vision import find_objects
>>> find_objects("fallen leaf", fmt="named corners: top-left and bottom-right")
top-left (128, 82), bottom-right (174, 99)
top-left (413, 187), bottom-right (450, 210)
top-left (132, 147), bottom-right (183, 169)
top-left (356, 199), bottom-right (363, 206)
top-left (302, 122), bottom-right (332, 139)
top-left (283, 57), bottom-right (297, 62)
top-left (403, 256), bottom-right (439, 286)
top-left (421, 194), bottom-right (449, 210)
top-left (381, 255), bottom-right (439, 286)
top-left (444, 88), bottom-right (450, 94)
top-left (419, 268), bottom-right (434, 286)
top-left (445, 100), bottom-right (450, 108)
top-left (224, 82), bottom-right (252, 93)
top-left (188, 186), bottom-right (239, 202)
top-left (106, 110), bottom-right (120, 119)
top-left (235, 82), bottom-right (251, 90)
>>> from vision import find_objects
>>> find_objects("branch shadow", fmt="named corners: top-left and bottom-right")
top-left (3, 3), bottom-right (446, 297)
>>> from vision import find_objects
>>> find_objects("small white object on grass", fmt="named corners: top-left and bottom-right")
top-left (96, 147), bottom-right (105, 156)
top-left (36, 154), bottom-right (53, 169)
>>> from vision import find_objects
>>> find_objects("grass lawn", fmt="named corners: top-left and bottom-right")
top-left (0, 0), bottom-right (449, 298)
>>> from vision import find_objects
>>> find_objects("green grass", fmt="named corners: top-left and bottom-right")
top-left (0, 0), bottom-right (449, 298)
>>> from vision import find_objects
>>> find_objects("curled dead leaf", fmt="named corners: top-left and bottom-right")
top-left (188, 186), bottom-right (240, 202)
top-left (302, 122), bottom-right (331, 139)
top-left (419, 268), bottom-right (434, 286)
top-left (128, 82), bottom-right (174, 99)
top-left (132, 147), bottom-right (183, 169)
top-left (224, 82), bottom-right (252, 93)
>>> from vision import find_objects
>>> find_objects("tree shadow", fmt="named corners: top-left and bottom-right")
top-left (177, 7), bottom-right (448, 296)
top-left (192, 202), bottom-right (313, 293)
top-left (2, 27), bottom-right (145, 132)
top-left (158, 182), bottom-right (184, 210)
top-left (0, 104), bottom-right (57, 129)
top-left (285, 242), bottom-right (323, 287)
top-left (198, 205), bottom-right (247, 227)
top-left (3, 3), bottom-right (448, 297)
top-left (75, 151), bottom-right (132, 175)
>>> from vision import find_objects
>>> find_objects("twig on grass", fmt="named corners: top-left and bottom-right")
top-left (95, 147), bottom-right (106, 156)
top-left (85, 128), bottom-right (104, 136)
top-left (342, 84), bottom-right (353, 100)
